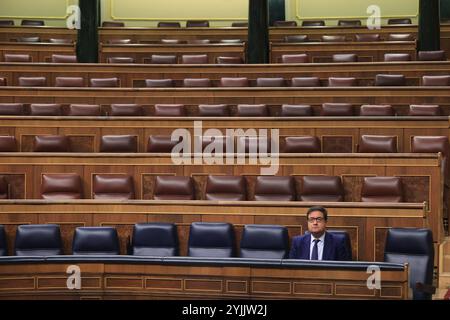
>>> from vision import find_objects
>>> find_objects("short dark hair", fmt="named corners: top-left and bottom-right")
top-left (306, 206), bottom-right (328, 221)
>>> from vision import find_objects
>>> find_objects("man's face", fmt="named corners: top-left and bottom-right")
top-left (307, 210), bottom-right (327, 236)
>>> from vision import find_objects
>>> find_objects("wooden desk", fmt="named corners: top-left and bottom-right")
top-left (0, 26), bottom-right (76, 43)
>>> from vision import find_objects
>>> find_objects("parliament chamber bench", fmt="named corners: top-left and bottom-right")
top-left (0, 153), bottom-right (443, 242)
top-left (0, 200), bottom-right (426, 265)
top-left (0, 42), bottom-right (76, 63)
top-left (0, 256), bottom-right (409, 299)
top-left (2, 61), bottom-right (450, 88)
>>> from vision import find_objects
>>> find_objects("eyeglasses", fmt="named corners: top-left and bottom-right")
top-left (307, 217), bottom-right (325, 223)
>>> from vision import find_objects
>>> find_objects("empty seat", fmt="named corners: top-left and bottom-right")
top-left (107, 39), bottom-right (132, 44)
top-left (154, 176), bottom-right (195, 200)
top-left (34, 135), bottom-right (70, 152)
top-left (198, 104), bottom-right (229, 117)
top-left (187, 39), bottom-right (211, 44)
top-left (149, 55), bottom-right (177, 64)
top-left (256, 78), bottom-right (285, 87)
top-left (0, 176), bottom-right (8, 199)
top-left (51, 54), bottom-right (77, 63)
top-left (298, 176), bottom-right (344, 202)
top-left (236, 104), bottom-right (269, 117)
top-left (90, 78), bottom-right (119, 87)
top-left (0, 136), bottom-right (17, 152)
top-left (236, 136), bottom-right (271, 154)
top-left (231, 22), bottom-right (248, 27)
top-left (100, 135), bottom-right (138, 153)
top-left (216, 56), bottom-right (243, 64)
top-left (0, 20), bottom-right (14, 26)
top-left (332, 53), bottom-right (358, 63)
top-left (321, 35), bottom-right (346, 42)
top-left (17, 36), bottom-right (40, 42)
top-left (30, 104), bottom-right (62, 116)
top-left (387, 33), bottom-right (415, 41)
top-left (107, 57), bottom-right (135, 64)
top-left (284, 35), bottom-right (308, 43)
top-left (280, 54), bottom-right (309, 63)
top-left (412, 136), bottom-right (449, 160)
top-left (328, 77), bottom-right (357, 87)
top-left (384, 228), bottom-right (434, 300)
top-left (254, 176), bottom-right (295, 201)
top-left (205, 175), bottom-right (246, 201)
top-left (186, 20), bottom-right (209, 27)
top-left (102, 21), bottom-right (125, 27)
top-left (55, 77), bottom-right (84, 87)
top-left (384, 53), bottom-right (411, 62)
top-left (181, 54), bottom-right (208, 64)
top-left (48, 38), bottom-right (73, 44)
top-left (0, 103), bottom-right (24, 115)
top-left (219, 39), bottom-right (243, 44)
top-left (274, 20), bottom-right (298, 27)
top-left (147, 135), bottom-right (181, 153)
top-left (408, 105), bottom-right (441, 116)
top-left (131, 223), bottom-right (179, 256)
top-left (154, 104), bottom-right (186, 117)
top-left (302, 20), bottom-right (325, 26)
top-left (0, 78), bottom-right (5, 86)
top-left (0, 225), bottom-right (6, 256)
top-left (220, 77), bottom-right (249, 87)
top-left (18, 77), bottom-right (46, 87)
top-left (68, 104), bottom-right (101, 116)
top-left (21, 20), bottom-right (44, 26)
top-left (160, 39), bottom-right (183, 44)
top-left (282, 136), bottom-right (321, 153)
top-left (40, 174), bottom-right (82, 200)
top-left (145, 79), bottom-right (175, 88)
top-left (338, 20), bottom-right (361, 26)
top-left (418, 50), bottom-right (446, 61)
top-left (355, 34), bottom-right (380, 42)
top-left (4, 54), bottom-right (31, 62)
top-left (358, 135), bottom-right (397, 153)
top-left (110, 104), bottom-right (143, 116)
top-left (183, 78), bottom-right (212, 87)
top-left (291, 77), bottom-right (320, 87)
top-left (187, 222), bottom-right (235, 257)
top-left (93, 174), bottom-right (135, 200)
top-left (375, 74), bottom-right (406, 86)
top-left (320, 103), bottom-right (353, 116)
top-left (361, 177), bottom-right (403, 202)
top-left (388, 18), bottom-right (412, 24)
top-left (157, 22), bottom-right (181, 28)
top-left (422, 75), bottom-right (450, 86)
top-left (359, 104), bottom-right (395, 116)
top-left (14, 224), bottom-right (62, 256)
top-left (72, 227), bottom-right (120, 255)
top-left (280, 104), bottom-right (313, 117)
top-left (240, 225), bottom-right (289, 259)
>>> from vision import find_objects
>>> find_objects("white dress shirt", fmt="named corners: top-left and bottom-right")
top-left (309, 233), bottom-right (326, 260)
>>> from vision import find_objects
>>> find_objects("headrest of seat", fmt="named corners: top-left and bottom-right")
top-left (321, 103), bottom-right (353, 116)
top-left (332, 53), bottom-right (358, 62)
top-left (408, 105), bottom-right (441, 116)
top-left (358, 135), bottom-right (397, 153)
top-left (338, 19), bottom-right (361, 26)
top-left (388, 18), bottom-right (412, 25)
top-left (107, 57), bottom-right (134, 64)
top-left (181, 54), bottom-right (208, 64)
top-left (282, 136), bottom-right (321, 153)
top-left (198, 104), bottom-right (229, 116)
top-left (132, 223), bottom-right (179, 255)
top-left (72, 227), bottom-right (120, 255)
top-left (241, 225), bottom-right (288, 250)
top-left (236, 104), bottom-right (268, 117)
top-left (274, 20), bottom-right (298, 27)
top-left (0, 136), bottom-right (17, 152)
top-left (150, 55), bottom-right (177, 64)
top-left (216, 56), bottom-right (243, 64)
top-left (14, 224), bottom-right (62, 256)
top-left (21, 19), bottom-right (44, 26)
top-left (385, 228), bottom-right (433, 255)
top-left (34, 135), bottom-right (70, 152)
top-left (299, 176), bottom-right (344, 202)
top-left (147, 135), bottom-right (181, 152)
top-left (107, 39), bottom-right (131, 44)
top-left (384, 53), bottom-right (411, 62)
top-left (256, 78), bottom-right (285, 87)
top-left (280, 104), bottom-right (313, 117)
top-left (361, 177), bottom-right (403, 202)
top-left (328, 77), bottom-right (357, 87)
top-left (183, 78), bottom-right (212, 87)
top-left (186, 20), bottom-right (210, 27)
top-left (411, 136), bottom-right (449, 157)
top-left (418, 50), bottom-right (446, 61)
top-left (18, 77), bottom-right (46, 87)
top-left (321, 35), bottom-right (346, 42)
top-left (154, 176), bottom-right (195, 200)
top-left (17, 36), bottom-right (40, 42)
top-left (205, 176), bottom-right (246, 201)
top-left (154, 104), bottom-right (186, 117)
top-left (68, 104), bottom-right (101, 116)
top-left (254, 176), bottom-right (295, 201)
top-left (355, 34), bottom-right (380, 42)
top-left (291, 77), bottom-right (320, 87)
top-left (145, 79), bottom-right (175, 87)
top-left (90, 78), bottom-right (119, 88)
top-left (0, 78), bottom-right (5, 86)
top-left (360, 105), bottom-right (395, 116)
top-left (375, 74), bottom-right (406, 86)
top-left (188, 222), bottom-right (235, 256)
top-left (220, 77), bottom-right (249, 87)
top-left (157, 22), bottom-right (181, 28)
top-left (51, 54), bottom-right (77, 63)
top-left (422, 75), bottom-right (450, 86)
top-left (55, 77), bottom-right (84, 87)
top-left (302, 20), bottom-right (325, 26)
top-left (29, 104), bottom-right (62, 116)
top-left (284, 35), bottom-right (308, 43)
top-left (281, 53), bottom-right (309, 63)
top-left (387, 33), bottom-right (414, 41)
top-left (4, 54), bottom-right (32, 62)
top-left (110, 104), bottom-right (143, 116)
top-left (100, 135), bottom-right (138, 153)
top-left (41, 174), bottom-right (82, 199)
top-left (93, 174), bottom-right (135, 199)
top-left (102, 21), bottom-right (125, 27)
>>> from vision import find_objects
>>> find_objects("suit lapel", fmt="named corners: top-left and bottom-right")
top-left (302, 234), bottom-right (311, 259)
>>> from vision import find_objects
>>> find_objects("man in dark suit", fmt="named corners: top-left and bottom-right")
top-left (289, 206), bottom-right (351, 261)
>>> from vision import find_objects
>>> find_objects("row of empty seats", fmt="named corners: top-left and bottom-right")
top-left (0, 19), bottom-right (45, 26)
top-left (0, 134), bottom-right (447, 156)
top-left (0, 103), bottom-right (446, 117)
top-left (0, 174), bottom-right (412, 202)
top-left (2, 74), bottom-right (449, 88)
top-left (281, 33), bottom-right (416, 43)
top-left (0, 223), bottom-right (352, 259)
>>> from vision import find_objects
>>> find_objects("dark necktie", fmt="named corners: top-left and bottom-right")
top-left (311, 239), bottom-right (320, 260)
